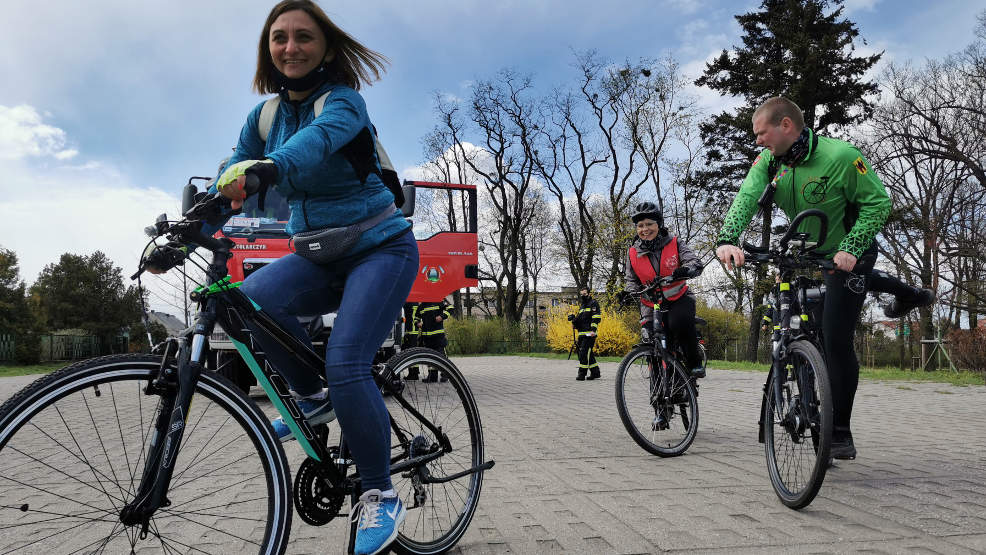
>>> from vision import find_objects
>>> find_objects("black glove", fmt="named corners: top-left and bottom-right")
top-left (671, 267), bottom-right (692, 281)
top-left (143, 242), bottom-right (187, 273)
top-left (567, 314), bottom-right (575, 322)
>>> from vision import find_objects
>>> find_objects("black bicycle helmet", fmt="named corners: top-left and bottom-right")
top-left (631, 201), bottom-right (662, 224)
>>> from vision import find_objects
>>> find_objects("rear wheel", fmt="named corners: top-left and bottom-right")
top-left (0, 354), bottom-right (292, 554)
top-left (383, 348), bottom-right (485, 555)
top-left (763, 340), bottom-right (832, 509)
top-left (615, 345), bottom-right (698, 457)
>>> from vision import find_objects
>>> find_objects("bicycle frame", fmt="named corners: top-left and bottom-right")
top-left (122, 212), bottom-right (480, 534)
top-left (745, 210), bottom-right (831, 444)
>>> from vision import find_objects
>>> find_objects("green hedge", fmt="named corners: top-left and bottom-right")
top-left (445, 317), bottom-right (545, 355)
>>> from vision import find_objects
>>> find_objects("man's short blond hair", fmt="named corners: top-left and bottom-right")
top-left (753, 97), bottom-right (805, 130)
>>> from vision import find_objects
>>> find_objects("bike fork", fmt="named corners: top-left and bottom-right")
top-left (119, 333), bottom-right (206, 533)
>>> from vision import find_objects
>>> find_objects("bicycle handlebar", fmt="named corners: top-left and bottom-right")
top-left (741, 209), bottom-right (835, 271)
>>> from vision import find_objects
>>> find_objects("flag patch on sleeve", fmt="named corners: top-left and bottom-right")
top-left (853, 156), bottom-right (867, 175)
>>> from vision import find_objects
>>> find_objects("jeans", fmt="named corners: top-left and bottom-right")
top-left (240, 230), bottom-right (418, 490)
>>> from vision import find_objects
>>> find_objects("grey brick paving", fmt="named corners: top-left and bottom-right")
top-left (1, 356), bottom-right (984, 554)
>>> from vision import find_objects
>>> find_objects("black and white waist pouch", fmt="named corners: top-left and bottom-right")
top-left (290, 203), bottom-right (395, 264)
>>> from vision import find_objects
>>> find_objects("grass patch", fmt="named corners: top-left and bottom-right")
top-left (896, 385), bottom-right (916, 391)
top-left (0, 363), bottom-right (64, 378)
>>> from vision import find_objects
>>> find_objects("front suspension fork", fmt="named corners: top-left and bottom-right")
top-left (119, 330), bottom-right (209, 528)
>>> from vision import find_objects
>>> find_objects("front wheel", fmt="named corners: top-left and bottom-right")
top-left (0, 354), bottom-right (292, 554)
top-left (763, 340), bottom-right (832, 509)
top-left (383, 348), bottom-right (486, 555)
top-left (615, 345), bottom-right (698, 457)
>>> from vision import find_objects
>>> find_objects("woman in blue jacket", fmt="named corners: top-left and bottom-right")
top-left (213, 2), bottom-right (415, 553)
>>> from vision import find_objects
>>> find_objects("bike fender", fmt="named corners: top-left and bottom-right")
top-left (758, 367), bottom-right (774, 444)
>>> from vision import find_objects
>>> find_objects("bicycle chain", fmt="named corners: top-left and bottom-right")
top-left (293, 457), bottom-right (346, 526)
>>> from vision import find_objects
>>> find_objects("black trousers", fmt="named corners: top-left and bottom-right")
top-left (664, 295), bottom-right (702, 370)
top-left (821, 245), bottom-right (877, 438)
top-left (420, 333), bottom-right (447, 356)
top-left (577, 334), bottom-right (598, 375)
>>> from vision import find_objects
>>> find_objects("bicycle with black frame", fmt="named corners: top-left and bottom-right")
top-left (615, 275), bottom-right (704, 457)
top-left (0, 177), bottom-right (493, 554)
top-left (742, 208), bottom-right (836, 509)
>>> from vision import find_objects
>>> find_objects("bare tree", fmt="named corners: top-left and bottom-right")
top-left (432, 71), bottom-right (546, 322)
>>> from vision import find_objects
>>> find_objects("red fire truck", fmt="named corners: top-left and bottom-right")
top-left (182, 180), bottom-right (478, 392)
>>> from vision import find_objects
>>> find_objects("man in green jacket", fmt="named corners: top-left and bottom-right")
top-left (715, 96), bottom-right (932, 461)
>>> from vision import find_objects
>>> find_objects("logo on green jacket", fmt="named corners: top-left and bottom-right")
top-left (802, 176), bottom-right (831, 204)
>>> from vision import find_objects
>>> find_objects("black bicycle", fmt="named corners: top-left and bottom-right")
top-left (743, 209), bottom-right (834, 509)
top-left (0, 183), bottom-right (492, 554)
top-left (615, 277), bottom-right (703, 457)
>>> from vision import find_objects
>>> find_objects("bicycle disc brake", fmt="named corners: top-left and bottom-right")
top-left (294, 457), bottom-right (346, 526)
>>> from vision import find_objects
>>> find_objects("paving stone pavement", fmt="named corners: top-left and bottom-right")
top-left (1, 357), bottom-right (984, 554)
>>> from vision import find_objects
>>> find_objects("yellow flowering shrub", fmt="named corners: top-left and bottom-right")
top-left (545, 304), bottom-right (640, 356)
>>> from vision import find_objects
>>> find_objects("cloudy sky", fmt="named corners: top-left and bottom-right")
top-left (0, 0), bottom-right (982, 314)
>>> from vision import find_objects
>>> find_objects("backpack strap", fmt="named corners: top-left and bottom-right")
top-left (257, 91), bottom-right (404, 208)
top-left (258, 96), bottom-right (281, 143)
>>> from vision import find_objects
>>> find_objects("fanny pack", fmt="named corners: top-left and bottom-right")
top-left (290, 203), bottom-right (395, 264)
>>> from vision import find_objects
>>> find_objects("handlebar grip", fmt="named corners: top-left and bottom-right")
top-left (742, 240), bottom-right (768, 255)
top-left (243, 173), bottom-right (261, 197)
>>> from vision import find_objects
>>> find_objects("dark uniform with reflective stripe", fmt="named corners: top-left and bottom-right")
top-left (402, 302), bottom-right (421, 379)
top-left (573, 295), bottom-right (602, 380)
top-left (419, 301), bottom-right (453, 382)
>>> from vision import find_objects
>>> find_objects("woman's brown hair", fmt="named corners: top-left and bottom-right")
top-left (253, 0), bottom-right (389, 93)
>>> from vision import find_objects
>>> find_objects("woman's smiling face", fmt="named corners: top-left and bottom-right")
top-left (636, 219), bottom-right (659, 240)
top-left (269, 9), bottom-right (330, 79)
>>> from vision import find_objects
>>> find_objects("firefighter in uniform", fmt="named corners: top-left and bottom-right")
top-left (624, 201), bottom-right (706, 378)
top-left (419, 300), bottom-right (452, 382)
top-left (570, 288), bottom-right (602, 381)
top-left (402, 302), bottom-right (421, 379)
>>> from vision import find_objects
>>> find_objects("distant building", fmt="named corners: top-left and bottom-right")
top-left (148, 310), bottom-right (186, 335)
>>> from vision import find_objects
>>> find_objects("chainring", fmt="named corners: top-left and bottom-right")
top-left (293, 457), bottom-right (346, 526)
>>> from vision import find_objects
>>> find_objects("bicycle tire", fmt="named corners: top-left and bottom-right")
top-left (383, 348), bottom-right (485, 555)
top-left (0, 354), bottom-right (292, 554)
top-left (763, 340), bottom-right (832, 509)
top-left (615, 345), bottom-right (698, 457)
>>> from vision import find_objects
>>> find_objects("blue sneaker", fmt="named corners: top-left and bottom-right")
top-left (352, 489), bottom-right (405, 555)
top-left (271, 392), bottom-right (334, 442)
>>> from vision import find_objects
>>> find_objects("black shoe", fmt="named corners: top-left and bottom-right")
top-left (439, 372), bottom-right (448, 383)
top-left (422, 371), bottom-right (439, 383)
top-left (587, 371), bottom-right (600, 380)
top-left (690, 366), bottom-right (706, 379)
top-left (576, 373), bottom-right (586, 381)
top-left (830, 438), bottom-right (857, 460)
top-left (405, 369), bottom-right (419, 381)
top-left (884, 288), bottom-right (934, 318)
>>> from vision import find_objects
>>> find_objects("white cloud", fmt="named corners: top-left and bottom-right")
top-left (843, 0), bottom-right (880, 14)
top-left (0, 103), bottom-right (181, 315)
top-left (0, 105), bottom-right (74, 160)
top-left (661, 0), bottom-right (703, 15)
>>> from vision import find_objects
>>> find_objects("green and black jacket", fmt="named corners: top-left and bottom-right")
top-left (717, 129), bottom-right (891, 258)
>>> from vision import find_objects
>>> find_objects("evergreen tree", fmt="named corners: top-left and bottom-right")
top-left (0, 248), bottom-right (42, 363)
top-left (695, 0), bottom-right (882, 360)
top-left (30, 251), bottom-right (142, 353)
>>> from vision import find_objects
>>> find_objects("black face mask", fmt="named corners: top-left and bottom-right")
top-left (272, 62), bottom-right (330, 93)
top-left (639, 235), bottom-right (662, 253)
top-left (778, 128), bottom-right (811, 166)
